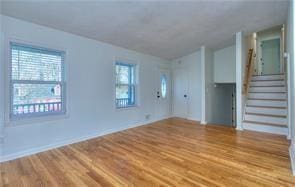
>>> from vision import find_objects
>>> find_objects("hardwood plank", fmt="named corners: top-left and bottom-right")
top-left (1, 118), bottom-right (294, 186)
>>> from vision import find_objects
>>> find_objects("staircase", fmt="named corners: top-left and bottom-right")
top-left (243, 74), bottom-right (288, 135)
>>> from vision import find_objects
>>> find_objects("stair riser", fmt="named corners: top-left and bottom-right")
top-left (244, 114), bottom-right (287, 125)
top-left (248, 93), bottom-right (286, 100)
top-left (247, 100), bottom-right (287, 107)
top-left (251, 75), bottom-right (285, 81)
top-left (249, 87), bottom-right (286, 93)
top-left (250, 81), bottom-right (285, 87)
top-left (245, 107), bottom-right (287, 116)
top-left (243, 122), bottom-right (288, 135)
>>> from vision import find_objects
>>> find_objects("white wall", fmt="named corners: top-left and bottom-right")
top-left (202, 46), bottom-right (234, 126)
top-left (214, 45), bottom-right (236, 83)
top-left (0, 15), bottom-right (170, 161)
top-left (0, 13), bottom-right (4, 155)
top-left (236, 31), bottom-right (247, 130)
top-left (212, 45), bottom-right (236, 126)
top-left (287, 0), bottom-right (295, 140)
top-left (286, 0), bottom-right (295, 175)
top-left (171, 51), bottom-right (202, 121)
top-left (172, 46), bottom-right (233, 125)
top-left (204, 47), bottom-right (215, 123)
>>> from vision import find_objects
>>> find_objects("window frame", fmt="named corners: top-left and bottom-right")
top-left (114, 59), bottom-right (138, 109)
top-left (7, 40), bottom-right (67, 122)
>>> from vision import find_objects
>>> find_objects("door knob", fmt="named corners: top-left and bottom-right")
top-left (184, 95), bottom-right (187, 98)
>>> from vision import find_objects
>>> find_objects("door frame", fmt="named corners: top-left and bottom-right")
top-left (257, 34), bottom-right (281, 75)
top-left (171, 68), bottom-right (189, 119)
top-left (155, 68), bottom-right (172, 120)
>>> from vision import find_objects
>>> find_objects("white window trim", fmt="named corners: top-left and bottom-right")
top-left (4, 38), bottom-right (70, 126)
top-left (113, 57), bottom-right (140, 110)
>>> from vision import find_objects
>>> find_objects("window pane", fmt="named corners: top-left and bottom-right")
top-left (13, 83), bottom-right (62, 104)
top-left (12, 83), bottom-right (63, 116)
top-left (161, 75), bottom-right (167, 98)
top-left (116, 85), bottom-right (129, 99)
top-left (10, 43), bottom-right (65, 118)
top-left (115, 85), bottom-right (135, 108)
top-left (115, 62), bottom-right (136, 108)
top-left (11, 43), bottom-right (63, 81)
top-left (116, 64), bottom-right (130, 84)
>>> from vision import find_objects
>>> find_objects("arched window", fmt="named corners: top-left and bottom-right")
top-left (161, 75), bottom-right (167, 98)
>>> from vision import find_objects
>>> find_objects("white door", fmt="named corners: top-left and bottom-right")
top-left (173, 69), bottom-right (188, 118)
top-left (156, 69), bottom-right (171, 120)
top-left (261, 38), bottom-right (281, 75)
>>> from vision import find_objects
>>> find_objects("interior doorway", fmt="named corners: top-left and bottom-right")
top-left (260, 38), bottom-right (281, 74)
top-left (172, 68), bottom-right (189, 118)
top-left (211, 83), bottom-right (236, 127)
top-left (256, 26), bottom-right (283, 75)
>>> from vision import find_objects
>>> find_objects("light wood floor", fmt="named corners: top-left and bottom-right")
top-left (1, 118), bottom-right (295, 186)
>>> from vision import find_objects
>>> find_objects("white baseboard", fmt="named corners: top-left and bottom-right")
top-left (170, 115), bottom-right (201, 123)
top-left (290, 138), bottom-right (295, 175)
top-left (201, 121), bottom-right (207, 125)
top-left (0, 118), bottom-right (158, 163)
top-left (157, 115), bottom-right (173, 121)
top-left (186, 117), bottom-right (200, 122)
top-left (236, 126), bottom-right (243, 131)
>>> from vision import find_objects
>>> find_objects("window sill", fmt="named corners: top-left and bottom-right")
top-left (5, 112), bottom-right (69, 127)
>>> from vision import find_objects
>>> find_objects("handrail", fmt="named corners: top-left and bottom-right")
top-left (243, 49), bottom-right (254, 95)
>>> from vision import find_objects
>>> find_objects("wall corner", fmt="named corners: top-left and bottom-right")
top-left (201, 46), bottom-right (206, 124)
top-left (289, 137), bottom-right (295, 175)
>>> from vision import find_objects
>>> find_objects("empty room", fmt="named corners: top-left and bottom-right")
top-left (1, 0), bottom-right (295, 186)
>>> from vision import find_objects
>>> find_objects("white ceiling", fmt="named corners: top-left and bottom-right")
top-left (0, 0), bottom-right (289, 60)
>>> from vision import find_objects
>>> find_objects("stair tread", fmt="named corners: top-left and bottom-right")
top-left (248, 92), bottom-right (286, 94)
top-left (246, 105), bottom-right (287, 109)
top-left (252, 73), bottom-right (284, 76)
top-left (250, 85), bottom-right (285, 87)
top-left (248, 91), bottom-right (286, 93)
top-left (243, 120), bottom-right (288, 127)
top-left (251, 79), bottom-right (284, 82)
top-left (247, 98), bottom-right (286, 101)
top-left (245, 112), bottom-right (287, 118)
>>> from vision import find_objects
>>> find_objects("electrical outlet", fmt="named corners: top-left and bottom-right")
top-left (145, 114), bottom-right (151, 120)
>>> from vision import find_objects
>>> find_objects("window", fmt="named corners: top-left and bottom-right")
top-left (115, 62), bottom-right (136, 108)
top-left (10, 42), bottom-right (66, 119)
top-left (161, 74), bottom-right (167, 98)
